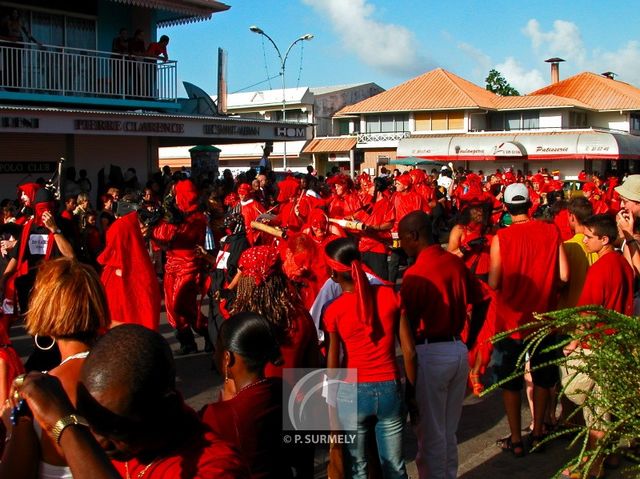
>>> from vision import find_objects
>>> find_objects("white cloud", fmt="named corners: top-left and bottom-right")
top-left (523, 19), bottom-right (586, 66)
top-left (495, 57), bottom-right (546, 93)
top-left (302, 0), bottom-right (432, 76)
top-left (593, 41), bottom-right (640, 86)
top-left (457, 41), bottom-right (492, 81)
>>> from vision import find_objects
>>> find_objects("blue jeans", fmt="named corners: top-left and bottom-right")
top-left (337, 380), bottom-right (407, 479)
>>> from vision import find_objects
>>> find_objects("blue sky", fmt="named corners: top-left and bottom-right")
top-left (160, 0), bottom-right (640, 97)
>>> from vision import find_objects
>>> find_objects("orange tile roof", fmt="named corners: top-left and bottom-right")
top-left (494, 94), bottom-right (591, 110)
top-left (335, 68), bottom-right (499, 115)
top-left (530, 72), bottom-right (640, 111)
top-left (302, 137), bottom-right (357, 153)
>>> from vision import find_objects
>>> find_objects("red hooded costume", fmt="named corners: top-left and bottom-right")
top-left (97, 212), bottom-right (161, 331)
top-left (153, 180), bottom-right (207, 332)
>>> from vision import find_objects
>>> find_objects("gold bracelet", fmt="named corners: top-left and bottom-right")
top-left (50, 414), bottom-right (89, 445)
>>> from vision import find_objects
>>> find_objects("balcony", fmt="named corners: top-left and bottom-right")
top-left (0, 41), bottom-right (179, 109)
top-left (357, 131), bottom-right (411, 143)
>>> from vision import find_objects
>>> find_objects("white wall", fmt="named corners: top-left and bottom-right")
top-left (539, 110), bottom-right (563, 129)
top-left (587, 111), bottom-right (629, 132)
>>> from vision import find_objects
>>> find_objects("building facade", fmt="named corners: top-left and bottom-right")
top-left (328, 64), bottom-right (640, 178)
top-left (0, 0), bottom-right (310, 199)
top-left (159, 82), bottom-right (384, 174)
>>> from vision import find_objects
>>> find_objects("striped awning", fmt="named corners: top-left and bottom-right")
top-left (302, 137), bottom-right (356, 154)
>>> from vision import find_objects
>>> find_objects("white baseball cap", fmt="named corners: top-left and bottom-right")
top-left (504, 183), bottom-right (529, 204)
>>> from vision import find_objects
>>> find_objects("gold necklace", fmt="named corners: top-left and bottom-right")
top-left (125, 459), bottom-right (156, 479)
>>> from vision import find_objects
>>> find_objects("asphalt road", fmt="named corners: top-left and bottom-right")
top-left (9, 316), bottom-right (632, 479)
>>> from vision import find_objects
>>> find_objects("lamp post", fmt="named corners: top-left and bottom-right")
top-left (250, 26), bottom-right (313, 171)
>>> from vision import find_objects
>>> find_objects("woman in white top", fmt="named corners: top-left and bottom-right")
top-left (1, 257), bottom-right (109, 478)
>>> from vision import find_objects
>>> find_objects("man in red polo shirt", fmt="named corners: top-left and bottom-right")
top-left (399, 211), bottom-right (489, 479)
top-left (488, 183), bottom-right (569, 456)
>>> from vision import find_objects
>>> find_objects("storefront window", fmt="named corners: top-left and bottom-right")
top-left (522, 111), bottom-right (539, 129)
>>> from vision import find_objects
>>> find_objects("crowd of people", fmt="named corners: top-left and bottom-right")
top-left (0, 158), bottom-right (637, 478)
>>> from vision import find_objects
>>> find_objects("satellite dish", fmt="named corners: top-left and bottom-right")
top-left (182, 82), bottom-right (219, 115)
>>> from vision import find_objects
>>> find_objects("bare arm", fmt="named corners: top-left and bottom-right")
top-left (397, 312), bottom-right (416, 387)
top-left (447, 225), bottom-right (464, 257)
top-left (558, 243), bottom-right (569, 284)
top-left (15, 373), bottom-right (120, 479)
top-left (488, 235), bottom-right (501, 290)
top-left (42, 212), bottom-right (74, 259)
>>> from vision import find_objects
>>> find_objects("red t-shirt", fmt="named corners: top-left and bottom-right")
top-left (200, 379), bottom-right (291, 479)
top-left (495, 220), bottom-right (561, 338)
top-left (146, 42), bottom-right (167, 58)
top-left (264, 309), bottom-right (318, 379)
top-left (323, 285), bottom-right (400, 383)
top-left (401, 245), bottom-right (486, 341)
top-left (578, 251), bottom-right (633, 315)
top-left (112, 415), bottom-right (248, 478)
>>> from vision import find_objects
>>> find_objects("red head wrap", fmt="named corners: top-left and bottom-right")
top-left (408, 169), bottom-right (426, 185)
top-left (578, 171), bottom-right (588, 182)
top-left (237, 183), bottom-right (252, 196)
top-left (394, 174), bottom-right (412, 188)
top-left (324, 254), bottom-right (374, 336)
top-left (174, 180), bottom-right (199, 213)
top-left (18, 182), bottom-right (41, 206)
top-left (277, 177), bottom-right (300, 203)
top-left (238, 246), bottom-right (280, 286)
top-left (308, 208), bottom-right (328, 230)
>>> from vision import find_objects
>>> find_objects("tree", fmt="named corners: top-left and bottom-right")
top-left (485, 69), bottom-right (520, 96)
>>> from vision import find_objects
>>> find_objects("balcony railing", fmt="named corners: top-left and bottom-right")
top-left (0, 40), bottom-right (177, 102)
top-left (357, 131), bottom-right (411, 143)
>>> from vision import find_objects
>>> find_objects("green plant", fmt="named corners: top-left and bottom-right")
top-left (483, 305), bottom-right (640, 478)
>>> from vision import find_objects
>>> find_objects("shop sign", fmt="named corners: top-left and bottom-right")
top-left (1, 117), bottom-right (39, 129)
top-left (74, 120), bottom-right (184, 133)
top-left (0, 161), bottom-right (56, 174)
top-left (203, 124), bottom-right (260, 136)
top-left (275, 127), bottom-right (306, 138)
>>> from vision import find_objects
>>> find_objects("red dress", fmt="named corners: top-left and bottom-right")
top-left (97, 212), bottom-right (161, 331)
top-left (200, 378), bottom-right (291, 479)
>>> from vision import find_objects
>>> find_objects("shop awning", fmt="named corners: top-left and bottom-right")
top-left (302, 137), bottom-right (357, 154)
top-left (389, 157), bottom-right (446, 167)
top-left (397, 130), bottom-right (640, 161)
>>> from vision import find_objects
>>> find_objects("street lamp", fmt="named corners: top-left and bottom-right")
top-left (250, 25), bottom-right (313, 171)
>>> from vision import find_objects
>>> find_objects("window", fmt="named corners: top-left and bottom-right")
top-left (632, 114), bottom-right (640, 131)
top-left (366, 114), bottom-right (409, 133)
top-left (522, 111), bottom-right (539, 129)
top-left (366, 115), bottom-right (381, 133)
top-left (338, 120), bottom-right (349, 135)
top-left (20, 9), bottom-right (96, 50)
top-left (505, 113), bottom-right (521, 131)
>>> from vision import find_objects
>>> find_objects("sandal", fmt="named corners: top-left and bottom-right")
top-left (469, 373), bottom-right (484, 396)
top-left (497, 435), bottom-right (525, 458)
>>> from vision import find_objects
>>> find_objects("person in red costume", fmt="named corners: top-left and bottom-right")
top-left (355, 176), bottom-right (394, 281)
top-left (274, 175), bottom-right (303, 232)
top-left (301, 208), bottom-right (345, 247)
top-left (409, 168), bottom-right (435, 207)
top-left (356, 172), bottom-right (374, 205)
top-left (0, 314), bottom-right (24, 454)
top-left (153, 179), bottom-right (209, 355)
top-left (282, 232), bottom-right (329, 309)
top-left (236, 183), bottom-right (265, 245)
top-left (327, 175), bottom-right (363, 219)
top-left (15, 182), bottom-right (40, 225)
top-left (97, 210), bottom-right (161, 331)
top-left (389, 173), bottom-right (428, 284)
